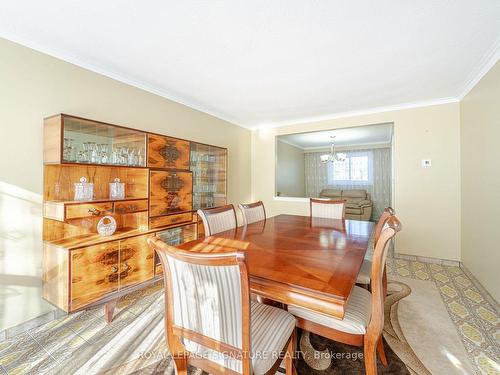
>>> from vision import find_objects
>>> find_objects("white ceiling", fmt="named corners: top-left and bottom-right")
top-left (278, 123), bottom-right (393, 149)
top-left (0, 1), bottom-right (499, 129)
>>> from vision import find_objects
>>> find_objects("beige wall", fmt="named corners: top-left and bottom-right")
top-left (460, 61), bottom-right (500, 302)
top-left (0, 38), bottom-right (251, 329)
top-left (276, 140), bottom-right (305, 197)
top-left (252, 103), bottom-right (461, 261)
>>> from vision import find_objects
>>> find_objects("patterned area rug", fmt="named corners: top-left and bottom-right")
top-left (292, 281), bottom-right (430, 375)
top-left (116, 281), bottom-right (429, 375)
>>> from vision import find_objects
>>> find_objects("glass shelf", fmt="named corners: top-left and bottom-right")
top-left (62, 115), bottom-right (146, 167)
top-left (190, 143), bottom-right (227, 210)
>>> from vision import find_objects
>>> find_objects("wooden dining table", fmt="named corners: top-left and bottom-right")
top-left (177, 214), bottom-right (374, 319)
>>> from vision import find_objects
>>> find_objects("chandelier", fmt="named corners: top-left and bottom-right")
top-left (320, 136), bottom-right (347, 163)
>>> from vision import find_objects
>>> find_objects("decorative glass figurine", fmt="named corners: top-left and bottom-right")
top-left (97, 216), bottom-right (117, 236)
top-left (74, 177), bottom-right (94, 201)
top-left (109, 178), bottom-right (125, 200)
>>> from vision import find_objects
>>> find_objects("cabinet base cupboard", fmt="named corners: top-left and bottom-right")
top-left (42, 114), bottom-right (227, 316)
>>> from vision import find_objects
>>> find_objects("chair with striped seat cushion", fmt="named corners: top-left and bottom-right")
top-left (148, 236), bottom-right (296, 375)
top-left (198, 204), bottom-right (237, 236)
top-left (288, 215), bottom-right (402, 375)
top-left (310, 198), bottom-right (346, 219)
top-left (288, 286), bottom-right (371, 335)
top-left (238, 201), bottom-right (266, 225)
top-left (356, 207), bottom-right (395, 286)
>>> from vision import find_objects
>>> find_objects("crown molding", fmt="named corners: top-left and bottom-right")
top-left (252, 96), bottom-right (459, 130)
top-left (303, 141), bottom-right (391, 153)
top-left (458, 37), bottom-right (500, 100)
top-left (0, 33), bottom-right (249, 129)
top-left (276, 138), bottom-right (304, 149)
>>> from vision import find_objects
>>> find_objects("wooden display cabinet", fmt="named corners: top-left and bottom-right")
top-left (42, 114), bottom-right (227, 319)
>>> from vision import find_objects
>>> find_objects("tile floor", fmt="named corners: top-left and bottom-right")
top-left (0, 259), bottom-right (499, 375)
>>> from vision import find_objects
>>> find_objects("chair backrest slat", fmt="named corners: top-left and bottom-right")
top-left (310, 198), bottom-right (346, 219)
top-left (238, 201), bottom-right (266, 225)
top-left (198, 204), bottom-right (237, 236)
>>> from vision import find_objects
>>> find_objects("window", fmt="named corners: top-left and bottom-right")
top-left (327, 151), bottom-right (373, 185)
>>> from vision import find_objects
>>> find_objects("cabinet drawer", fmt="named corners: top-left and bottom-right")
top-left (66, 202), bottom-right (113, 220)
top-left (149, 212), bottom-right (193, 229)
top-left (70, 241), bottom-right (119, 310)
top-left (113, 199), bottom-right (148, 214)
top-left (149, 170), bottom-right (193, 216)
top-left (119, 235), bottom-right (154, 288)
top-left (147, 134), bottom-right (190, 170)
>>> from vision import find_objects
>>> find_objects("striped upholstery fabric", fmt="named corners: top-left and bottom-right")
top-left (239, 204), bottom-right (266, 225)
top-left (167, 257), bottom-right (243, 349)
top-left (310, 200), bottom-right (345, 219)
top-left (166, 254), bottom-right (296, 374)
top-left (184, 301), bottom-right (296, 374)
top-left (288, 286), bottom-right (371, 335)
top-left (198, 208), bottom-right (236, 235)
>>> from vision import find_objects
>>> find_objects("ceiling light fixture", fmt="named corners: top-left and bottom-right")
top-left (320, 136), bottom-right (347, 163)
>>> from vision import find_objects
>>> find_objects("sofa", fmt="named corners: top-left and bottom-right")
top-left (319, 189), bottom-right (373, 221)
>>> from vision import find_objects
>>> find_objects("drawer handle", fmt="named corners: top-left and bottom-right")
top-left (111, 266), bottom-right (118, 273)
top-left (88, 208), bottom-right (101, 216)
top-left (123, 262), bottom-right (129, 271)
top-left (171, 217), bottom-right (180, 223)
top-left (127, 205), bottom-right (137, 211)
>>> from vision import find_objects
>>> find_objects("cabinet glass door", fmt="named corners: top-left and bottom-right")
top-left (62, 115), bottom-right (146, 167)
top-left (190, 143), bottom-right (227, 210)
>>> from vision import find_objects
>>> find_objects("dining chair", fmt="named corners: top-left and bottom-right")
top-left (148, 236), bottom-right (297, 375)
top-left (310, 198), bottom-right (346, 219)
top-left (287, 215), bottom-right (402, 375)
top-left (198, 204), bottom-right (237, 236)
top-left (356, 207), bottom-right (395, 290)
top-left (238, 201), bottom-right (266, 225)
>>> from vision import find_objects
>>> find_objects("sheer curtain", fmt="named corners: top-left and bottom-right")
top-left (305, 147), bottom-right (391, 219)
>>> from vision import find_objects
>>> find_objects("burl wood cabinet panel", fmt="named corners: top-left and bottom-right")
top-left (147, 134), bottom-right (190, 170)
top-left (70, 242), bottom-right (120, 310)
top-left (119, 235), bottom-right (154, 289)
top-left (43, 244), bottom-right (70, 311)
top-left (149, 170), bottom-right (193, 217)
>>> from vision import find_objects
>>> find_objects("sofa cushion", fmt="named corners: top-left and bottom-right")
top-left (319, 189), bottom-right (342, 198)
top-left (346, 199), bottom-right (372, 209)
top-left (346, 207), bottom-right (363, 215)
top-left (344, 197), bottom-right (365, 204)
top-left (342, 189), bottom-right (367, 198)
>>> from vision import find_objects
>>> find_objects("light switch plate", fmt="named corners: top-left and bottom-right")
top-left (422, 159), bottom-right (432, 167)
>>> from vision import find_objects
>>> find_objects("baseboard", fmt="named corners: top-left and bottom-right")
top-left (460, 264), bottom-right (499, 313)
top-left (0, 307), bottom-right (67, 342)
top-left (394, 252), bottom-right (461, 267)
